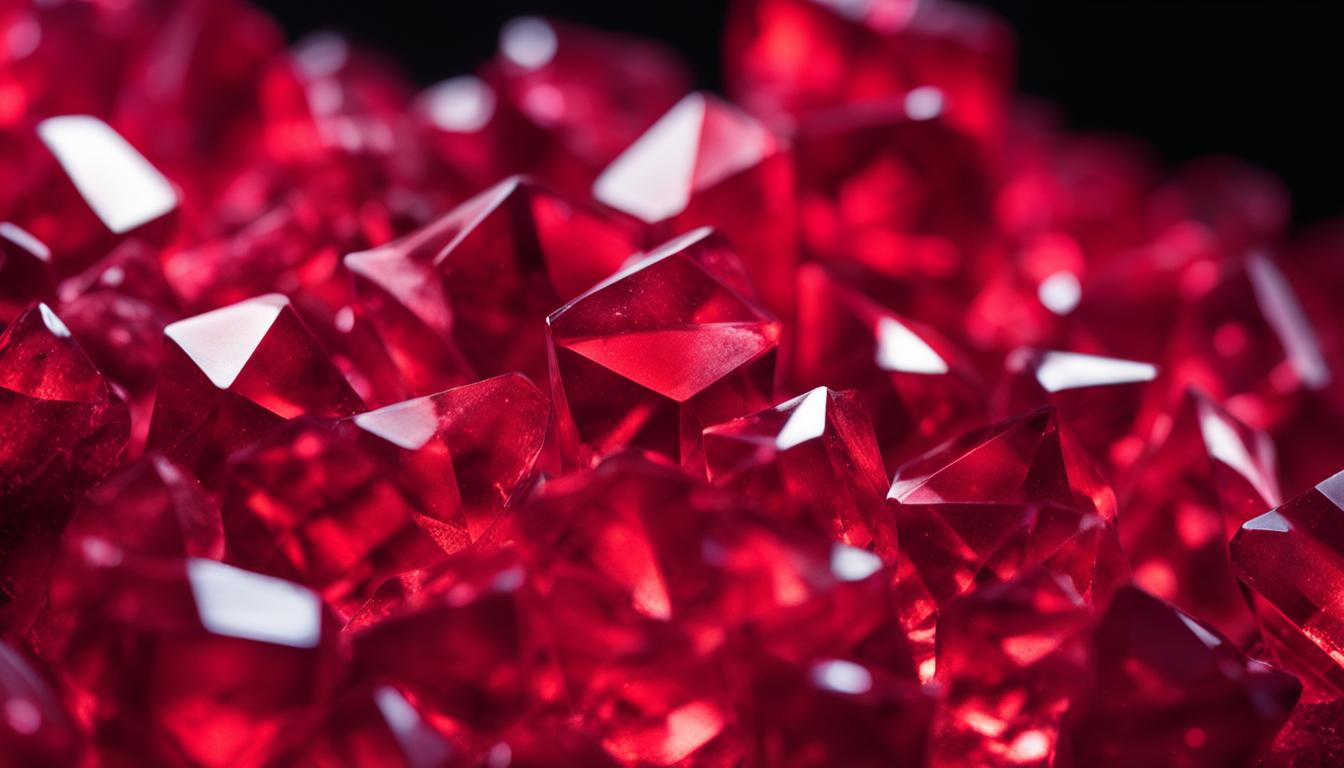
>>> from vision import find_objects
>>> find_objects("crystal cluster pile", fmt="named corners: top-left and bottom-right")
top-left (3, 0), bottom-right (1344, 765)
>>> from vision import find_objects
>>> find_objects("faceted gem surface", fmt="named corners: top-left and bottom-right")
top-left (42, 554), bottom-right (343, 768)
top-left (1232, 470), bottom-right (1344, 698)
top-left (887, 406), bottom-right (1124, 673)
top-left (794, 261), bottom-right (984, 469)
top-left (347, 175), bottom-right (640, 391)
top-left (931, 569), bottom-right (1092, 768)
top-left (995, 348), bottom-right (1159, 481)
top-left (547, 229), bottom-right (780, 469)
top-left (704, 387), bottom-right (891, 553)
top-left (0, 303), bottom-right (129, 634)
top-left (148, 293), bottom-right (364, 489)
top-left (594, 92), bottom-right (797, 314)
top-left (0, 641), bottom-right (80, 768)
top-left (1120, 389), bottom-right (1280, 642)
top-left (1056, 587), bottom-right (1300, 768)
top-left (0, 223), bottom-right (55, 328)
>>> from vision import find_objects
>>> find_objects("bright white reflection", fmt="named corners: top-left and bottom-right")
top-left (354, 396), bottom-right (440, 450)
top-left (37, 115), bottom-right (178, 235)
top-left (905, 86), bottom-right (945, 121)
top-left (294, 32), bottom-right (349, 79)
top-left (810, 659), bottom-right (873, 695)
top-left (501, 17), bottom-right (558, 70)
top-left (1177, 613), bottom-right (1223, 650)
top-left (1037, 271), bottom-right (1082, 315)
top-left (775, 388), bottom-right (829, 450)
top-left (1316, 470), bottom-right (1344, 509)
top-left (876, 316), bottom-right (948, 374)
top-left (1198, 402), bottom-right (1279, 506)
top-left (830, 544), bottom-right (882, 581)
top-left (165, 294), bottom-right (288, 389)
top-left (421, 76), bottom-right (496, 133)
top-left (187, 559), bottom-right (322, 648)
top-left (1241, 510), bottom-right (1290, 533)
top-left (375, 686), bottom-right (457, 767)
top-left (1033, 350), bottom-right (1157, 393)
top-left (0, 222), bottom-right (51, 262)
top-left (1248, 254), bottom-right (1331, 391)
top-left (594, 95), bottom-right (706, 222)
top-left (37, 304), bottom-right (70, 338)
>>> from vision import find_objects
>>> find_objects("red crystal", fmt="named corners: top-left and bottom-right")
top-left (1231, 470), bottom-right (1344, 698)
top-left (887, 406), bottom-right (1124, 675)
top-left (703, 387), bottom-right (891, 554)
top-left (593, 92), bottom-right (797, 315)
top-left (0, 641), bottom-right (80, 768)
top-left (547, 229), bottom-right (780, 469)
top-left (1121, 389), bottom-right (1280, 641)
top-left (930, 569), bottom-right (1092, 768)
top-left (1055, 587), bottom-right (1300, 768)
top-left (279, 683), bottom-right (459, 768)
top-left (0, 302), bottom-right (129, 634)
top-left (0, 223), bottom-right (55, 328)
top-left (148, 293), bottom-right (364, 490)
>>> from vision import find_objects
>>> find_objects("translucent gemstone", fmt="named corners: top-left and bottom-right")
top-left (0, 222), bottom-right (55, 328)
top-left (547, 229), bottom-right (780, 469)
top-left (1055, 587), bottom-right (1300, 768)
top-left (794, 97), bottom-right (995, 287)
top-left (964, 232), bottom-right (1087, 351)
top-left (1232, 470), bottom-right (1344, 698)
top-left (1260, 696), bottom-right (1344, 766)
top-left (42, 555), bottom-right (344, 768)
top-left (148, 294), bottom-right (364, 490)
top-left (347, 175), bottom-right (640, 390)
top-left (794, 261), bottom-right (984, 470)
top-left (1149, 158), bottom-right (1290, 255)
top-left (724, 0), bottom-right (1015, 144)
top-left (484, 17), bottom-right (692, 196)
top-left (887, 407), bottom-right (1124, 674)
top-left (221, 419), bottom-right (449, 618)
top-left (277, 683), bottom-right (461, 767)
top-left (1120, 389), bottom-right (1280, 642)
top-left (703, 387), bottom-right (891, 554)
top-left (0, 303), bottom-right (129, 635)
top-left (995, 348), bottom-right (1159, 481)
top-left (0, 641), bottom-right (80, 767)
top-left (930, 569), bottom-right (1092, 768)
top-left (594, 92), bottom-right (797, 314)
top-left (10, 115), bottom-right (179, 276)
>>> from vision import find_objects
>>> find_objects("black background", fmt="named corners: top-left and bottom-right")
top-left (256, 0), bottom-right (1344, 229)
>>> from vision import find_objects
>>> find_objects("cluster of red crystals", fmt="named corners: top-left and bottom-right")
top-left (6, 0), bottom-right (1344, 764)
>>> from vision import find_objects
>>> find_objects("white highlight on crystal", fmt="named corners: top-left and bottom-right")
top-left (37, 115), bottom-right (178, 235)
top-left (501, 16), bottom-right (558, 70)
top-left (775, 388), bottom-right (829, 450)
top-left (830, 544), bottom-right (883, 582)
top-left (0, 222), bottom-right (51, 262)
top-left (37, 304), bottom-right (70, 338)
top-left (905, 86), bottom-right (946, 121)
top-left (187, 559), bottom-right (322, 649)
top-left (594, 96), bottom-right (706, 222)
top-left (164, 294), bottom-right (287, 389)
top-left (1033, 350), bottom-right (1157, 393)
top-left (1037, 271), bottom-right (1082, 315)
top-left (354, 396), bottom-right (440, 450)
top-left (421, 76), bottom-right (497, 133)
top-left (1248, 253), bottom-right (1331, 391)
top-left (876, 316), bottom-right (948, 374)
top-left (810, 659), bottom-right (873, 695)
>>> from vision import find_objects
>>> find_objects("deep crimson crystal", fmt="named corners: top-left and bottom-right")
top-left (148, 293), bottom-right (365, 490)
top-left (346, 175), bottom-right (639, 393)
top-left (0, 302), bottom-right (129, 634)
top-left (724, 0), bottom-right (1015, 144)
top-left (0, 223), bottom-right (55, 328)
top-left (995, 348), bottom-right (1159, 481)
top-left (887, 406), bottom-right (1124, 676)
top-left (1261, 696), bottom-right (1344, 767)
top-left (278, 683), bottom-right (459, 768)
top-left (1055, 587), bottom-right (1300, 768)
top-left (1149, 157), bottom-right (1290, 256)
top-left (547, 229), bottom-right (780, 469)
top-left (593, 92), bottom-right (797, 315)
top-left (930, 569), bottom-right (1092, 768)
top-left (1231, 469), bottom-right (1344, 698)
top-left (794, 261), bottom-right (984, 469)
top-left (0, 641), bottom-right (80, 768)
top-left (1120, 388), bottom-right (1280, 642)
top-left (703, 387), bottom-right (891, 554)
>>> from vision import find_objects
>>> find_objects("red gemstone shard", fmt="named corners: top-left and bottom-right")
top-left (794, 261), bottom-right (984, 469)
top-left (930, 569), bottom-right (1092, 768)
top-left (221, 418), bottom-right (449, 618)
top-left (704, 387), bottom-right (891, 554)
top-left (1261, 696), bottom-right (1344, 767)
top-left (0, 641), bottom-right (80, 768)
top-left (745, 655), bottom-right (935, 768)
top-left (347, 175), bottom-right (640, 393)
top-left (724, 0), bottom-right (1015, 144)
top-left (42, 554), bottom-right (343, 768)
top-left (593, 92), bottom-right (797, 315)
top-left (793, 96), bottom-right (995, 287)
top-left (278, 683), bottom-right (460, 768)
top-left (547, 229), bottom-right (780, 469)
top-left (344, 373), bottom-right (549, 541)
top-left (148, 293), bottom-right (364, 489)
top-left (0, 223), bottom-right (55, 328)
top-left (484, 17), bottom-right (693, 196)
top-left (886, 406), bottom-right (1124, 675)
top-left (995, 348), bottom-right (1159, 481)
top-left (10, 115), bottom-right (179, 276)
top-left (1231, 470), bottom-right (1344, 698)
top-left (1120, 389), bottom-right (1280, 642)
top-left (0, 302), bottom-right (129, 634)
top-left (1055, 587), bottom-right (1300, 768)
top-left (349, 546), bottom-right (541, 737)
